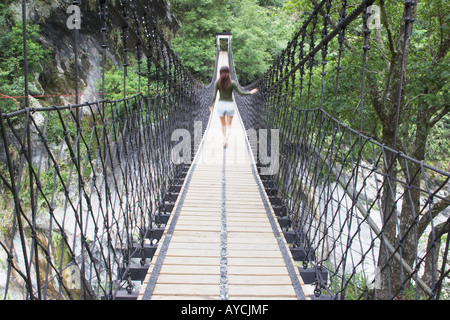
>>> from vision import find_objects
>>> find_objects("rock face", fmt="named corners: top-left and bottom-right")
top-left (0, 0), bottom-right (180, 171)
top-left (20, 0), bottom-right (180, 107)
top-left (0, 0), bottom-right (179, 300)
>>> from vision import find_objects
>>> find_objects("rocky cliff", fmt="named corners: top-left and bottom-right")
top-left (0, 0), bottom-right (179, 300)
top-left (16, 0), bottom-right (179, 107)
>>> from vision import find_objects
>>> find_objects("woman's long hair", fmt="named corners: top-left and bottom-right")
top-left (219, 66), bottom-right (231, 90)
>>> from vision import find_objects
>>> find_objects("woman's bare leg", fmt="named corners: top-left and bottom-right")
top-left (219, 116), bottom-right (226, 144)
top-left (224, 115), bottom-right (233, 147)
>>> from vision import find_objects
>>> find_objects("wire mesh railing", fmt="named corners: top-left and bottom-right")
top-left (237, 0), bottom-right (450, 300)
top-left (0, 0), bottom-right (211, 300)
top-left (1, 0), bottom-right (448, 301)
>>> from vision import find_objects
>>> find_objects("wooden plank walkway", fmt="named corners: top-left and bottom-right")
top-left (138, 51), bottom-right (308, 300)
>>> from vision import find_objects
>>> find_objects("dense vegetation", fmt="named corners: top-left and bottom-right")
top-left (169, 3), bottom-right (449, 297)
top-left (0, 0), bottom-right (448, 300)
top-left (290, 0), bottom-right (449, 171)
top-left (0, 2), bottom-right (49, 114)
top-left (1, 0), bottom-right (446, 170)
top-left (167, 0), bottom-right (448, 171)
top-left (168, 0), bottom-right (295, 85)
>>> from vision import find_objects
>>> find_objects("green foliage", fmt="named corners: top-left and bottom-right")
top-left (283, 0), bottom-right (449, 170)
top-left (169, 0), bottom-right (232, 82)
top-left (44, 110), bottom-right (77, 145)
top-left (100, 66), bottom-right (140, 100)
top-left (168, 0), bottom-right (294, 85)
top-left (99, 59), bottom-right (160, 101)
top-left (399, 0), bottom-right (449, 168)
top-left (0, 4), bottom-right (49, 114)
top-left (258, 0), bottom-right (285, 7)
top-left (230, 0), bottom-right (294, 84)
top-left (427, 113), bottom-right (450, 166)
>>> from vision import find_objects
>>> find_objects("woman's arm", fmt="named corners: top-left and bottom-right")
top-left (210, 81), bottom-right (219, 112)
top-left (233, 82), bottom-right (258, 95)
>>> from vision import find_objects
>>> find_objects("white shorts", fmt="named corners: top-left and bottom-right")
top-left (216, 100), bottom-right (235, 117)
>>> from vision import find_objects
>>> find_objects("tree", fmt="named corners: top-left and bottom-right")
top-left (0, 4), bottom-right (48, 113)
top-left (230, 0), bottom-right (272, 84)
top-left (364, 0), bottom-right (449, 299)
top-left (169, 0), bottom-right (232, 82)
top-left (230, 0), bottom-right (294, 85)
top-left (168, 0), bottom-right (294, 85)
top-left (285, 0), bottom-right (449, 299)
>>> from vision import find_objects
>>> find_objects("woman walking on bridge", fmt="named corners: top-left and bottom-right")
top-left (210, 66), bottom-right (257, 148)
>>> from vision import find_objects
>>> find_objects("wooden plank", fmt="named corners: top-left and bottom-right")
top-left (228, 265), bottom-right (292, 276)
top-left (225, 179), bottom-right (258, 184)
top-left (226, 177), bottom-right (256, 182)
top-left (166, 242), bottom-right (219, 251)
top-left (227, 216), bottom-right (268, 222)
top-left (176, 215), bottom-right (221, 222)
top-left (226, 205), bottom-right (266, 210)
top-left (177, 208), bottom-right (221, 215)
top-left (225, 203), bottom-right (267, 209)
top-left (174, 222), bottom-right (221, 229)
top-left (187, 178), bottom-right (221, 182)
top-left (227, 243), bottom-right (281, 251)
top-left (152, 284), bottom-right (219, 296)
top-left (226, 217), bottom-right (271, 224)
top-left (229, 274), bottom-right (294, 285)
top-left (227, 232), bottom-right (279, 240)
top-left (227, 257), bottom-right (286, 267)
top-left (226, 216), bottom-right (269, 223)
top-left (165, 249), bottom-right (220, 258)
top-left (166, 235), bottom-right (221, 244)
top-left (182, 199), bottom-right (222, 205)
top-left (180, 203), bottom-right (222, 209)
top-left (157, 274), bottom-right (220, 285)
top-left (178, 205), bottom-right (222, 211)
top-left (138, 51), bottom-right (309, 301)
top-left (176, 215), bottom-right (222, 222)
top-left (171, 230), bottom-right (221, 238)
top-left (225, 207), bottom-right (267, 213)
top-left (173, 225), bottom-right (221, 232)
top-left (162, 256), bottom-right (220, 266)
top-left (184, 184), bottom-right (222, 188)
top-left (227, 238), bottom-right (278, 246)
top-left (227, 225), bottom-right (275, 233)
top-left (227, 223), bottom-right (274, 229)
top-left (228, 285), bottom-right (296, 298)
top-left (225, 189), bottom-right (261, 194)
top-left (182, 195), bottom-right (222, 201)
top-left (227, 250), bottom-right (284, 259)
top-left (226, 211), bottom-right (267, 217)
top-left (158, 264), bottom-right (220, 275)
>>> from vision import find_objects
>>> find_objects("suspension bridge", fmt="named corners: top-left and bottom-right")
top-left (138, 50), bottom-right (307, 300)
top-left (0, 0), bottom-right (449, 301)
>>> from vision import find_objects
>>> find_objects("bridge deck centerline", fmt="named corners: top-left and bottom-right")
top-left (138, 51), bottom-right (308, 300)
